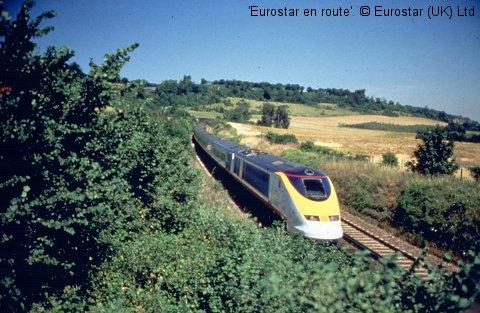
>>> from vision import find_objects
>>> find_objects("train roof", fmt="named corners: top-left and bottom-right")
top-left (195, 124), bottom-right (327, 177)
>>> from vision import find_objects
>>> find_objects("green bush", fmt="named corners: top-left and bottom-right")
top-left (224, 99), bottom-right (251, 122)
top-left (273, 105), bottom-right (290, 129)
top-left (264, 132), bottom-right (297, 144)
top-left (393, 179), bottom-right (480, 254)
top-left (44, 197), bottom-right (480, 313)
top-left (407, 127), bottom-right (458, 175)
top-left (284, 147), bottom-right (480, 256)
top-left (0, 3), bottom-right (198, 310)
top-left (469, 166), bottom-right (480, 181)
top-left (300, 141), bottom-right (345, 158)
top-left (299, 141), bottom-right (369, 161)
top-left (258, 102), bottom-right (275, 126)
top-left (382, 152), bottom-right (399, 167)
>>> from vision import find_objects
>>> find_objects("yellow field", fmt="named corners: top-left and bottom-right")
top-left (229, 115), bottom-right (480, 171)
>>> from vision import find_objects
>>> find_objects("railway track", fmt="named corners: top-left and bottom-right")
top-left (341, 215), bottom-right (430, 279)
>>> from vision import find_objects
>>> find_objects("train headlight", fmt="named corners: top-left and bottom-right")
top-left (329, 215), bottom-right (340, 222)
top-left (305, 215), bottom-right (320, 221)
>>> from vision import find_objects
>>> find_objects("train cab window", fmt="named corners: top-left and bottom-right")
top-left (303, 179), bottom-right (326, 200)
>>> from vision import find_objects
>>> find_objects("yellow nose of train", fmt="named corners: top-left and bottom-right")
top-left (277, 172), bottom-right (343, 240)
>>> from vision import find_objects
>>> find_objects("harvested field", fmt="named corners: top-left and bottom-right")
top-left (229, 115), bottom-right (480, 170)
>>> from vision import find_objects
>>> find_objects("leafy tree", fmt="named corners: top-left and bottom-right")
top-left (445, 122), bottom-right (466, 140)
top-left (258, 102), bottom-right (275, 126)
top-left (407, 127), bottom-right (458, 175)
top-left (224, 99), bottom-right (251, 122)
top-left (273, 105), bottom-right (290, 129)
top-left (382, 152), bottom-right (399, 167)
top-left (0, 2), bottom-right (198, 310)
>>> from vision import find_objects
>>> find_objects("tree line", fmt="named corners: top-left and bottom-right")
top-left (137, 77), bottom-right (480, 130)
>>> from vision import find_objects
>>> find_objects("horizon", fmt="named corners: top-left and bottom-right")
top-left (4, 0), bottom-right (480, 120)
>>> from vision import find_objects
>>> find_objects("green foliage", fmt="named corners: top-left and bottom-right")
top-left (393, 179), bottom-right (480, 254)
top-left (445, 122), bottom-right (480, 143)
top-left (258, 102), bottom-right (291, 129)
top-left (273, 104), bottom-right (290, 129)
top-left (258, 102), bottom-right (275, 126)
top-left (45, 195), bottom-right (480, 313)
top-left (211, 118), bottom-right (242, 143)
top-left (263, 132), bottom-right (297, 144)
top-left (407, 127), bottom-right (459, 175)
top-left (344, 177), bottom-right (376, 214)
top-left (469, 166), bottom-right (480, 182)
top-left (154, 75), bottom-right (221, 108)
top-left (0, 2), bottom-right (198, 310)
top-left (382, 152), bottom-right (399, 167)
top-left (340, 122), bottom-right (437, 133)
top-left (299, 141), bottom-right (369, 161)
top-left (224, 99), bottom-right (251, 122)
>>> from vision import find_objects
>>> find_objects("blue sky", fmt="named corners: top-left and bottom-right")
top-left (5, 0), bottom-right (480, 120)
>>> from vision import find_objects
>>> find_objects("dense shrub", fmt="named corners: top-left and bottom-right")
top-left (39, 196), bottom-right (480, 313)
top-left (0, 3), bottom-right (198, 310)
top-left (393, 179), bottom-right (480, 255)
top-left (383, 152), bottom-right (399, 167)
top-left (273, 105), bottom-right (290, 128)
top-left (224, 99), bottom-right (251, 122)
top-left (299, 141), bottom-right (369, 161)
top-left (263, 131), bottom-right (297, 144)
top-left (469, 166), bottom-right (480, 181)
top-left (407, 127), bottom-right (458, 175)
top-left (258, 102), bottom-right (275, 126)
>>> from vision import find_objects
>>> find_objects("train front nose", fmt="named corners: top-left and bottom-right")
top-left (290, 221), bottom-right (343, 240)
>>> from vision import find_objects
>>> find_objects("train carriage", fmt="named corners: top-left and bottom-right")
top-left (193, 123), bottom-right (343, 240)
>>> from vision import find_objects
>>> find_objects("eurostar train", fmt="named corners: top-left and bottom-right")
top-left (193, 124), bottom-right (343, 240)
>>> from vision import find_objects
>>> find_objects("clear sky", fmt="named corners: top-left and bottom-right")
top-left (5, 0), bottom-right (480, 120)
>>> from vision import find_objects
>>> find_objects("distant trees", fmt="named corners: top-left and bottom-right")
top-left (445, 122), bottom-right (480, 143)
top-left (148, 77), bottom-right (480, 128)
top-left (154, 75), bottom-right (221, 107)
top-left (224, 99), bottom-right (251, 122)
top-left (273, 105), bottom-right (290, 128)
top-left (259, 102), bottom-right (275, 126)
top-left (407, 127), bottom-right (458, 175)
top-left (258, 103), bottom-right (290, 129)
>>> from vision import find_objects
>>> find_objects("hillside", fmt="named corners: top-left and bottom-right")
top-left (144, 76), bottom-right (480, 129)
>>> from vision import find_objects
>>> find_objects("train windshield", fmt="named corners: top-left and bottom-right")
top-left (285, 174), bottom-right (331, 201)
top-left (303, 179), bottom-right (325, 200)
